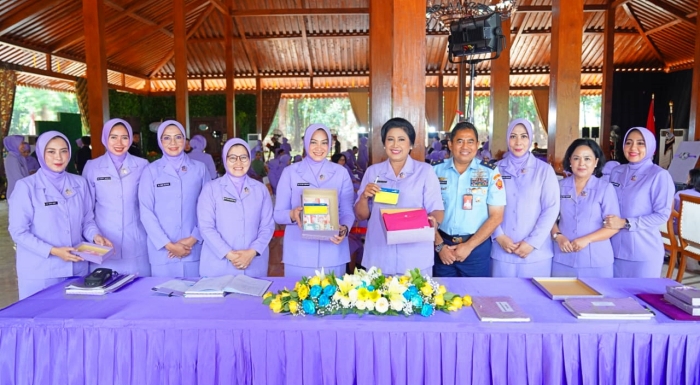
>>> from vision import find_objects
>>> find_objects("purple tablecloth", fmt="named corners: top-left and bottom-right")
top-left (0, 277), bottom-right (699, 385)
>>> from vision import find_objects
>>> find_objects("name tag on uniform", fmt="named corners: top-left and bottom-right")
top-left (561, 195), bottom-right (571, 199)
top-left (502, 175), bottom-right (511, 180)
top-left (97, 177), bottom-right (111, 181)
top-left (223, 197), bottom-right (236, 203)
top-left (438, 177), bottom-right (447, 185)
top-left (45, 201), bottom-right (58, 206)
top-left (611, 182), bottom-right (620, 187)
top-left (376, 179), bottom-right (387, 184)
top-left (297, 183), bottom-right (310, 187)
top-left (463, 194), bottom-right (473, 210)
top-left (157, 183), bottom-right (170, 187)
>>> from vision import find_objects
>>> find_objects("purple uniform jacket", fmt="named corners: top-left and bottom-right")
top-left (609, 162), bottom-right (674, 262)
top-left (674, 188), bottom-right (700, 212)
top-left (9, 171), bottom-right (99, 279)
top-left (187, 136), bottom-right (217, 180)
top-left (357, 157), bottom-right (444, 274)
top-left (554, 176), bottom-right (620, 268)
top-left (82, 153), bottom-right (149, 263)
top-left (138, 156), bottom-right (208, 266)
top-left (274, 160), bottom-right (355, 268)
top-left (492, 155), bottom-right (560, 263)
top-left (5, 152), bottom-right (28, 199)
top-left (197, 176), bottom-right (275, 277)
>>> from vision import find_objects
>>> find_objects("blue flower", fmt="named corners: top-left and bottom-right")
top-left (323, 285), bottom-right (337, 297)
top-left (411, 295), bottom-right (423, 308)
top-left (368, 285), bottom-right (375, 292)
top-left (420, 304), bottom-right (434, 317)
top-left (318, 294), bottom-right (330, 307)
top-left (403, 286), bottom-right (418, 300)
top-left (310, 285), bottom-right (322, 298)
top-left (302, 299), bottom-right (316, 314)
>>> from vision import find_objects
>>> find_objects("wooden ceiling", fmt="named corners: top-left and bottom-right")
top-left (0, 0), bottom-right (696, 94)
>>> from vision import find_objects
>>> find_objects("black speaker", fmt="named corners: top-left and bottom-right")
top-left (582, 127), bottom-right (590, 138)
top-left (591, 127), bottom-right (600, 139)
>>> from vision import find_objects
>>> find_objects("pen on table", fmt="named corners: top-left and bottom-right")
top-left (644, 305), bottom-right (656, 316)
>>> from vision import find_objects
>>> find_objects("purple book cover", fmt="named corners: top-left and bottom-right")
top-left (666, 285), bottom-right (700, 306)
top-left (564, 297), bottom-right (649, 316)
top-left (637, 294), bottom-right (700, 321)
top-left (472, 296), bottom-right (531, 322)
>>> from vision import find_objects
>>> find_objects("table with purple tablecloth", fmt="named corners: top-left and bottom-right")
top-left (0, 277), bottom-right (699, 385)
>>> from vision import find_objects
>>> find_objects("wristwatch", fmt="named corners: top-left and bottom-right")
top-left (624, 219), bottom-right (631, 230)
top-left (552, 232), bottom-right (562, 240)
top-left (435, 243), bottom-right (445, 253)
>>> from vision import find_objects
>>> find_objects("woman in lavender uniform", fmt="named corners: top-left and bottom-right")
top-left (4, 135), bottom-right (29, 199)
top-left (82, 119), bottom-right (151, 276)
top-left (21, 142), bottom-right (40, 174)
top-left (187, 134), bottom-right (218, 179)
top-left (139, 120), bottom-right (209, 277)
top-left (355, 118), bottom-right (444, 276)
top-left (604, 127), bottom-right (674, 278)
top-left (551, 139), bottom-right (619, 277)
top-left (198, 138), bottom-right (274, 277)
top-left (274, 123), bottom-right (354, 277)
top-left (491, 118), bottom-right (560, 277)
top-left (9, 131), bottom-right (112, 299)
top-left (599, 160), bottom-right (620, 183)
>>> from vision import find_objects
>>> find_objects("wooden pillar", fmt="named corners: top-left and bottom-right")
top-left (438, 74), bottom-right (444, 132)
top-left (600, 6), bottom-right (615, 156)
top-left (548, 0), bottom-right (584, 172)
top-left (689, 0), bottom-right (700, 140)
top-left (256, 77), bottom-right (263, 135)
top-left (369, 0), bottom-right (426, 163)
top-left (490, 14), bottom-right (510, 158)
top-left (224, 3), bottom-right (236, 139)
top-left (82, 0), bottom-right (108, 157)
top-left (174, 0), bottom-right (189, 135)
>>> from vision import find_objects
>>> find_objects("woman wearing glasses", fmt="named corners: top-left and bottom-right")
top-left (139, 120), bottom-right (209, 277)
top-left (197, 138), bottom-right (274, 276)
top-left (274, 123), bottom-right (355, 277)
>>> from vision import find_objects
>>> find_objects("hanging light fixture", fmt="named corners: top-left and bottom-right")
top-left (426, 0), bottom-right (517, 28)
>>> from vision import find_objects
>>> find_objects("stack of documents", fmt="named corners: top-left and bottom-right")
top-left (65, 274), bottom-right (137, 295)
top-left (153, 275), bottom-right (272, 298)
top-left (562, 297), bottom-right (655, 320)
top-left (472, 296), bottom-right (531, 322)
top-left (663, 286), bottom-right (700, 316)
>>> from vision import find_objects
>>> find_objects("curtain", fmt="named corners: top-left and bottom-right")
top-left (261, 90), bottom-right (282, 140)
top-left (75, 77), bottom-right (89, 134)
top-left (348, 88), bottom-right (369, 128)
top-left (0, 66), bottom-right (17, 179)
top-left (443, 89), bottom-right (458, 132)
top-left (425, 88), bottom-right (439, 131)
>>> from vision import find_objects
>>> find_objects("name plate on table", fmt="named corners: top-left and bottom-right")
top-left (532, 277), bottom-right (603, 300)
top-left (374, 188), bottom-right (400, 205)
top-left (71, 242), bottom-right (115, 264)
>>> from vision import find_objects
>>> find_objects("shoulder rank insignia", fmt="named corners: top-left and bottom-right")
top-left (480, 159), bottom-right (497, 170)
top-left (430, 159), bottom-right (445, 166)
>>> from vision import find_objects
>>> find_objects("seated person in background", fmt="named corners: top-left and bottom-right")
top-left (674, 168), bottom-right (700, 212)
top-left (75, 136), bottom-right (92, 175)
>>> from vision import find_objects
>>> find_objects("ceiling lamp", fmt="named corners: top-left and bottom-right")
top-left (426, 0), bottom-right (517, 28)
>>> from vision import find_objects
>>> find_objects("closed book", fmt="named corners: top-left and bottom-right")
top-left (563, 297), bottom-right (654, 320)
top-left (663, 293), bottom-right (700, 316)
top-left (665, 285), bottom-right (700, 306)
top-left (636, 293), bottom-right (700, 321)
top-left (472, 296), bottom-right (531, 322)
top-left (382, 209), bottom-right (429, 231)
top-left (65, 274), bottom-right (137, 295)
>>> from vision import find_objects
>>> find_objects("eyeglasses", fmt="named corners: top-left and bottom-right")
top-left (227, 155), bottom-right (250, 163)
top-left (161, 135), bottom-right (184, 143)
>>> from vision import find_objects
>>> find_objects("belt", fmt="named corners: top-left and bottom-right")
top-left (439, 230), bottom-right (473, 245)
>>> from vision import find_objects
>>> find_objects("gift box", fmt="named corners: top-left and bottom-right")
top-left (380, 208), bottom-right (434, 245)
top-left (72, 242), bottom-right (115, 264)
top-left (301, 188), bottom-right (340, 241)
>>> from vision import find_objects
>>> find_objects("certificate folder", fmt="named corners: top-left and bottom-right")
top-left (472, 296), bottom-right (531, 322)
top-left (562, 297), bottom-right (654, 320)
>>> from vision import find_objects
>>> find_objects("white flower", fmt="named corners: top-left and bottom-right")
top-left (376, 297), bottom-right (389, 313)
top-left (390, 299), bottom-right (404, 312)
top-left (348, 289), bottom-right (358, 302)
top-left (340, 297), bottom-right (351, 308)
top-left (314, 267), bottom-right (326, 279)
top-left (333, 292), bottom-right (344, 301)
top-left (365, 300), bottom-right (375, 311)
top-left (356, 300), bottom-right (366, 310)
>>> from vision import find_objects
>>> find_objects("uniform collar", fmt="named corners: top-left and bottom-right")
top-left (380, 156), bottom-right (416, 181)
top-left (296, 160), bottom-right (337, 185)
top-left (158, 155), bottom-right (191, 178)
top-left (220, 174), bottom-right (253, 199)
top-left (446, 157), bottom-right (480, 174)
top-left (501, 152), bottom-right (537, 176)
top-left (36, 169), bottom-right (79, 199)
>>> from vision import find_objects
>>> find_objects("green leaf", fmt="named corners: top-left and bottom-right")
top-left (262, 297), bottom-right (273, 305)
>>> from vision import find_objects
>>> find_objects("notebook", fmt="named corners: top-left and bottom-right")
top-left (382, 209), bottom-right (430, 231)
top-left (184, 275), bottom-right (272, 298)
top-left (152, 279), bottom-right (198, 297)
top-left (665, 285), bottom-right (700, 306)
top-left (65, 274), bottom-right (137, 295)
top-left (472, 296), bottom-right (532, 322)
top-left (562, 297), bottom-right (654, 320)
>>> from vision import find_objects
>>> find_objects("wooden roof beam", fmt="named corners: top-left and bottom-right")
top-left (645, 0), bottom-right (696, 25)
top-left (516, 5), bottom-right (607, 12)
top-left (104, 0), bottom-right (174, 38)
top-left (609, 0), bottom-right (630, 9)
top-left (0, 0), bottom-right (64, 36)
top-left (622, 3), bottom-right (665, 65)
top-left (231, 8), bottom-right (369, 17)
top-left (645, 19), bottom-right (683, 35)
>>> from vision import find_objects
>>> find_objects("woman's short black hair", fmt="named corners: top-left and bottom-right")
top-left (331, 153), bottom-right (346, 164)
top-left (81, 136), bottom-right (91, 146)
top-left (688, 168), bottom-right (700, 191)
top-left (450, 121), bottom-right (479, 142)
top-left (380, 118), bottom-right (416, 145)
top-left (563, 138), bottom-right (606, 177)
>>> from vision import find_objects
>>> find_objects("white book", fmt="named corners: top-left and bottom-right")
top-left (65, 274), bottom-right (137, 295)
top-left (663, 293), bottom-right (700, 316)
top-left (183, 275), bottom-right (272, 298)
top-left (224, 274), bottom-right (272, 297)
top-left (152, 279), bottom-right (197, 297)
top-left (184, 276), bottom-right (230, 298)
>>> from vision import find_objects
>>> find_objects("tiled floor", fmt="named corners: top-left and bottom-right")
top-left (0, 200), bottom-right (698, 309)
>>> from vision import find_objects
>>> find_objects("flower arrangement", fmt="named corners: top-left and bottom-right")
top-left (263, 267), bottom-right (472, 317)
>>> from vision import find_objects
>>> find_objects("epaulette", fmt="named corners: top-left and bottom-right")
top-left (430, 159), bottom-right (445, 166)
top-left (479, 159), bottom-right (497, 170)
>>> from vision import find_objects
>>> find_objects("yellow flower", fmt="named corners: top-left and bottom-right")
top-left (399, 276), bottom-right (410, 285)
top-left (438, 285), bottom-right (447, 295)
top-left (357, 287), bottom-right (370, 302)
top-left (337, 279), bottom-right (354, 295)
top-left (420, 284), bottom-right (434, 296)
top-left (270, 298), bottom-right (283, 313)
top-left (462, 295), bottom-right (472, 307)
top-left (308, 276), bottom-right (321, 286)
top-left (297, 284), bottom-right (310, 300)
top-left (263, 292), bottom-right (273, 300)
top-left (389, 292), bottom-right (404, 302)
top-left (369, 290), bottom-right (381, 302)
top-left (447, 305), bottom-right (457, 312)
top-left (289, 300), bottom-right (299, 314)
top-left (281, 290), bottom-right (291, 298)
top-left (321, 278), bottom-right (331, 288)
top-left (451, 296), bottom-right (463, 309)
top-left (434, 294), bottom-right (445, 306)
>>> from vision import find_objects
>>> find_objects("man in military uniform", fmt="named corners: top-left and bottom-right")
top-left (432, 122), bottom-right (506, 277)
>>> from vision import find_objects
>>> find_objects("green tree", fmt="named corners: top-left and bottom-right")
top-left (10, 86), bottom-right (79, 135)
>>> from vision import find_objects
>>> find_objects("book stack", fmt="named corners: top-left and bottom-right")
top-left (562, 297), bottom-right (655, 320)
top-left (472, 296), bottom-right (531, 322)
top-left (65, 274), bottom-right (137, 295)
top-left (663, 286), bottom-right (700, 316)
